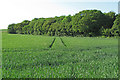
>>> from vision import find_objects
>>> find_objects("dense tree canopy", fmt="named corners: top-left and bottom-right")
top-left (111, 14), bottom-right (120, 36)
top-left (8, 10), bottom-right (119, 37)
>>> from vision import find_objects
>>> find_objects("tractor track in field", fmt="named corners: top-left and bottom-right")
top-left (49, 38), bottom-right (56, 48)
top-left (49, 37), bottom-right (67, 48)
top-left (60, 37), bottom-right (67, 47)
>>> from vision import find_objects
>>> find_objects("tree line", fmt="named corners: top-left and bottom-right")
top-left (8, 10), bottom-right (120, 37)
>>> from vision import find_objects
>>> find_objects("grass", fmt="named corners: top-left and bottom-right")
top-left (0, 29), bottom-right (7, 31)
top-left (2, 32), bottom-right (54, 49)
top-left (2, 31), bottom-right (118, 78)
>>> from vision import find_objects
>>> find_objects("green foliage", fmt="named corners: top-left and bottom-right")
top-left (101, 28), bottom-right (112, 37)
top-left (8, 24), bottom-right (16, 34)
top-left (62, 15), bottom-right (72, 23)
top-left (7, 10), bottom-right (119, 37)
top-left (111, 14), bottom-right (120, 36)
top-left (103, 11), bottom-right (116, 29)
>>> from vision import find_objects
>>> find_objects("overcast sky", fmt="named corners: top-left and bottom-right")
top-left (0, 0), bottom-right (119, 29)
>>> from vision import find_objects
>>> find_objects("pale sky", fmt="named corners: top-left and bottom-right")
top-left (0, 0), bottom-right (119, 29)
